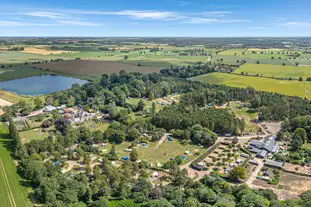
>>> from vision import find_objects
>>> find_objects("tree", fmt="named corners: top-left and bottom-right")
top-left (127, 128), bottom-right (141, 141)
top-left (52, 109), bottom-right (61, 120)
top-left (136, 99), bottom-right (145, 111)
top-left (34, 97), bottom-right (44, 109)
top-left (238, 193), bottom-right (270, 207)
top-left (143, 199), bottom-right (173, 207)
top-left (149, 91), bottom-right (155, 100)
top-left (251, 94), bottom-right (261, 108)
top-left (299, 76), bottom-right (303, 81)
top-left (130, 148), bottom-right (139, 162)
top-left (151, 102), bottom-right (156, 118)
top-left (291, 128), bottom-right (307, 150)
top-left (108, 144), bottom-right (118, 160)
top-left (228, 166), bottom-right (246, 182)
top-left (8, 116), bottom-right (22, 157)
top-left (124, 55), bottom-right (128, 60)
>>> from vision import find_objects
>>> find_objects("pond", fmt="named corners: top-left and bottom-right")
top-left (0, 75), bottom-right (88, 96)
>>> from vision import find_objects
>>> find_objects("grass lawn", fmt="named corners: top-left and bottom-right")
top-left (228, 101), bottom-right (259, 133)
top-left (302, 143), bottom-right (311, 150)
top-left (0, 123), bottom-right (32, 207)
top-left (104, 138), bottom-right (204, 165)
top-left (0, 90), bottom-right (29, 103)
top-left (0, 65), bottom-right (51, 82)
top-left (84, 121), bottom-right (110, 132)
top-left (19, 128), bottom-right (50, 144)
top-left (189, 72), bottom-right (311, 99)
top-left (235, 64), bottom-right (311, 79)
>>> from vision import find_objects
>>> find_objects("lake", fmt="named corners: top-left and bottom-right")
top-left (0, 75), bottom-right (88, 96)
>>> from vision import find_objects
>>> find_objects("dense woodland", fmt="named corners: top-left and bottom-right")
top-left (5, 68), bottom-right (311, 206)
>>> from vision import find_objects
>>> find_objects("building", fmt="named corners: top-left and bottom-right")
top-left (44, 105), bottom-right (57, 112)
top-left (264, 159), bottom-right (284, 168)
top-left (248, 135), bottom-right (278, 158)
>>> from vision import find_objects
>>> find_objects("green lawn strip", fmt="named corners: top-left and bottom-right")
top-left (0, 123), bottom-right (31, 207)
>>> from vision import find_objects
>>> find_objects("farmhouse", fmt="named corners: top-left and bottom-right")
top-left (248, 135), bottom-right (278, 158)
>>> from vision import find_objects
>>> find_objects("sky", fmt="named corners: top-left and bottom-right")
top-left (0, 0), bottom-right (311, 37)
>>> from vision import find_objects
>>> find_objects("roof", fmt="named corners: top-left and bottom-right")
top-left (248, 136), bottom-right (277, 153)
top-left (45, 105), bottom-right (56, 111)
top-left (264, 159), bottom-right (284, 168)
top-left (249, 146), bottom-right (262, 154)
top-left (257, 150), bottom-right (268, 157)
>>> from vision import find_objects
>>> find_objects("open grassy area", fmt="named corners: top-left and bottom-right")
top-left (34, 60), bottom-right (161, 77)
top-left (190, 72), bottom-right (311, 99)
top-left (0, 123), bottom-right (31, 207)
top-left (228, 101), bottom-right (259, 133)
top-left (235, 64), bottom-right (311, 79)
top-left (19, 129), bottom-right (50, 144)
top-left (0, 51), bottom-right (65, 65)
top-left (0, 65), bottom-right (51, 82)
top-left (0, 90), bottom-right (29, 103)
top-left (103, 138), bottom-right (204, 165)
top-left (302, 143), bottom-right (311, 150)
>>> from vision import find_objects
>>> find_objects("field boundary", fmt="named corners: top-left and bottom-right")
top-left (0, 159), bottom-right (17, 207)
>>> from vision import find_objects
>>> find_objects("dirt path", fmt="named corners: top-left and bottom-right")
top-left (246, 158), bottom-right (264, 186)
top-left (155, 133), bottom-right (169, 149)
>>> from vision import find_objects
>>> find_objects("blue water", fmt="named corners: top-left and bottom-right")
top-left (0, 75), bottom-right (88, 96)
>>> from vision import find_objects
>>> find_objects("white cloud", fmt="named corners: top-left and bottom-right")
top-left (58, 20), bottom-right (101, 26)
top-left (0, 21), bottom-right (56, 27)
top-left (202, 11), bottom-right (232, 16)
top-left (113, 10), bottom-right (178, 20)
top-left (186, 17), bottom-right (250, 24)
top-left (63, 9), bottom-right (180, 20)
top-left (249, 26), bottom-right (267, 30)
top-left (281, 21), bottom-right (311, 27)
top-left (25, 11), bottom-right (66, 19)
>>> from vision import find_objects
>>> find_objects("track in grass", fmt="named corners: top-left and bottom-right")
top-left (0, 123), bottom-right (31, 207)
top-left (0, 159), bottom-right (16, 207)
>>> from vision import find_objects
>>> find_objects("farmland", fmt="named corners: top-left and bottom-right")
top-left (0, 51), bottom-right (66, 65)
top-left (0, 65), bottom-right (52, 82)
top-left (190, 72), bottom-right (311, 99)
top-left (0, 123), bottom-right (31, 207)
top-left (34, 59), bottom-right (161, 77)
top-left (235, 64), bottom-right (311, 79)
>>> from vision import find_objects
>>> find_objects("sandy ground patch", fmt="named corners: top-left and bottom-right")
top-left (22, 47), bottom-right (74, 55)
top-left (260, 122), bottom-right (281, 134)
top-left (0, 98), bottom-right (12, 107)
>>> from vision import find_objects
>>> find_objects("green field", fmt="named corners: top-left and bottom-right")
top-left (0, 65), bottom-right (51, 82)
top-left (190, 72), bottom-right (311, 99)
top-left (0, 51), bottom-right (65, 65)
top-left (235, 64), bottom-right (311, 79)
top-left (0, 123), bottom-right (31, 207)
